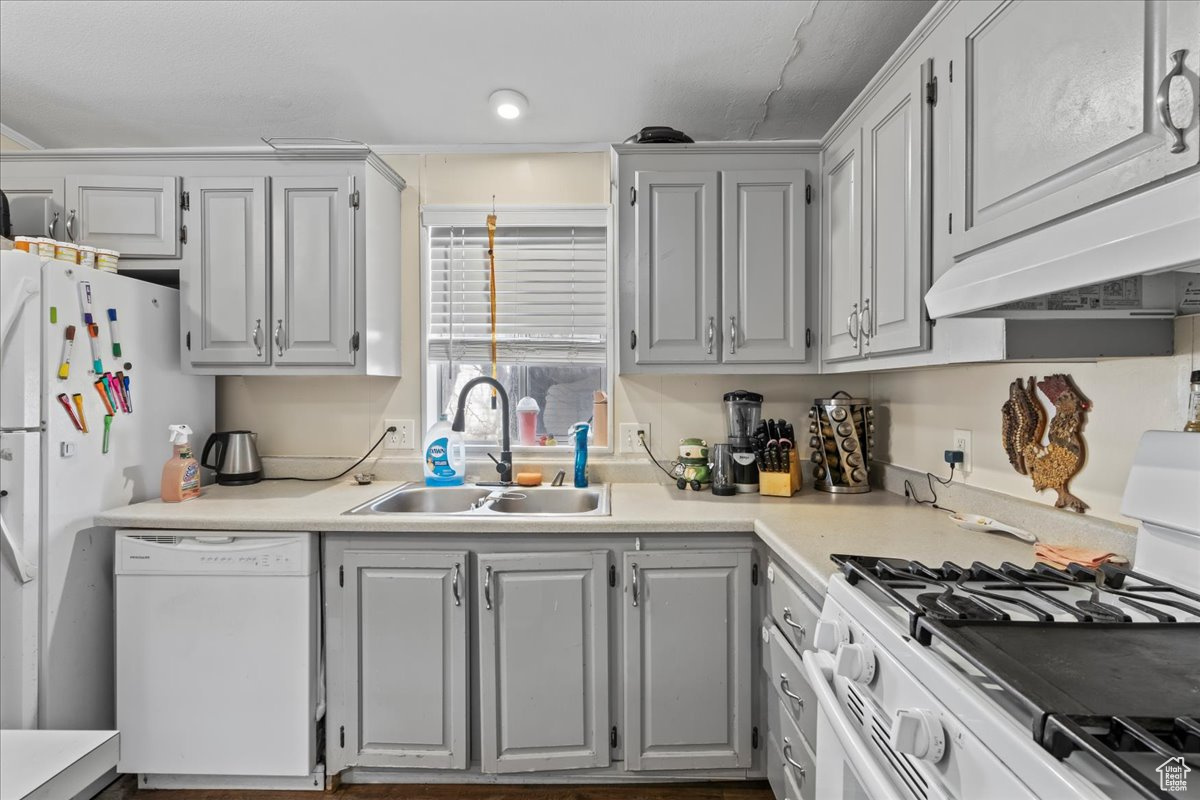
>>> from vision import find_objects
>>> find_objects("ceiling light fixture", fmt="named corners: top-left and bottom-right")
top-left (489, 89), bottom-right (528, 120)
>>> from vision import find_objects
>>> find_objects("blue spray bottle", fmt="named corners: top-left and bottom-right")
top-left (572, 423), bottom-right (590, 488)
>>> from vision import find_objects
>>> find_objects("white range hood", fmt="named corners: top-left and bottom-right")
top-left (924, 173), bottom-right (1200, 319)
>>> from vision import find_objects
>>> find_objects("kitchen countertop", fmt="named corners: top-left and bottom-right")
top-left (95, 481), bottom-right (1038, 592)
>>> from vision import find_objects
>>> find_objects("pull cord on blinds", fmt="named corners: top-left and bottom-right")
top-left (427, 223), bottom-right (608, 365)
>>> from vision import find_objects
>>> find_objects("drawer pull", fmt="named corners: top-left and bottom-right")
top-left (782, 608), bottom-right (807, 640)
top-left (483, 565), bottom-right (493, 610)
top-left (451, 562), bottom-right (461, 607)
top-left (779, 674), bottom-right (805, 710)
top-left (783, 737), bottom-right (807, 785)
top-left (1156, 49), bottom-right (1188, 154)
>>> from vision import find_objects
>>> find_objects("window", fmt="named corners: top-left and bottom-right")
top-left (422, 207), bottom-right (611, 450)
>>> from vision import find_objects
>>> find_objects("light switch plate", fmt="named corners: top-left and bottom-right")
top-left (952, 429), bottom-right (972, 475)
top-left (619, 422), bottom-right (650, 454)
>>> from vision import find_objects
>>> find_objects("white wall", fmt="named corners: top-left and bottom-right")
top-left (869, 316), bottom-right (1198, 523)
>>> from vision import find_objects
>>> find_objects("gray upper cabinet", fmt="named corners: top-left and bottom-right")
top-left (634, 170), bottom-right (720, 365)
top-left (340, 550), bottom-right (469, 771)
top-left (822, 127), bottom-right (864, 363)
top-left (271, 176), bottom-right (356, 367)
top-left (949, 0), bottom-right (1200, 258)
top-left (64, 174), bottom-right (181, 257)
top-left (1, 177), bottom-right (64, 239)
top-left (477, 551), bottom-right (609, 774)
top-left (623, 549), bottom-right (752, 771)
top-left (721, 170), bottom-right (807, 364)
top-left (861, 59), bottom-right (931, 356)
top-left (182, 177), bottom-right (270, 366)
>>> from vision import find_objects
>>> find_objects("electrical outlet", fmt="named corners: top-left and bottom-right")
top-left (385, 419), bottom-right (415, 451)
top-left (952, 428), bottom-right (972, 475)
top-left (619, 422), bottom-right (651, 454)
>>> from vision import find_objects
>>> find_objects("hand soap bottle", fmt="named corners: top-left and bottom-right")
top-left (423, 416), bottom-right (467, 486)
top-left (161, 424), bottom-right (201, 502)
top-left (572, 422), bottom-right (590, 488)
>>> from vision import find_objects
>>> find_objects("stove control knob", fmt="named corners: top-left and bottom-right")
top-left (813, 619), bottom-right (850, 653)
top-left (890, 708), bottom-right (945, 762)
top-left (834, 642), bottom-right (876, 684)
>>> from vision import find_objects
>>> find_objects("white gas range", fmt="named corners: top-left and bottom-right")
top-left (802, 431), bottom-right (1200, 800)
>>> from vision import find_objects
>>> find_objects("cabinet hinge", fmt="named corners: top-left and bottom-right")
top-left (630, 330), bottom-right (637, 351)
top-left (180, 190), bottom-right (190, 211)
top-left (805, 327), bottom-right (812, 348)
top-left (179, 224), bottom-right (188, 244)
top-left (752, 563), bottom-right (759, 585)
top-left (350, 190), bottom-right (361, 209)
top-left (805, 184), bottom-right (812, 205)
top-left (926, 75), bottom-right (938, 106)
top-left (185, 331), bottom-right (191, 351)
top-left (752, 726), bottom-right (759, 749)
top-left (339, 725), bottom-right (345, 748)
top-left (948, 212), bottom-right (953, 234)
top-left (609, 564), bottom-right (616, 587)
top-left (351, 331), bottom-right (360, 352)
top-left (629, 187), bottom-right (636, 206)
top-left (339, 565), bottom-right (344, 587)
top-left (610, 726), bottom-right (618, 749)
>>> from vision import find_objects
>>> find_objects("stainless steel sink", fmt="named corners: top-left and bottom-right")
top-left (345, 483), bottom-right (611, 517)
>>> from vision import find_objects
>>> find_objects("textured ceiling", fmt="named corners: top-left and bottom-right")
top-left (0, 0), bottom-right (934, 148)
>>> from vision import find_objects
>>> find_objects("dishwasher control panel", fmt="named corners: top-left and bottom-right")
top-left (115, 530), bottom-right (316, 576)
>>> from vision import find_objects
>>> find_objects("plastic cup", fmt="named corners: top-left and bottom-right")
top-left (516, 396), bottom-right (540, 446)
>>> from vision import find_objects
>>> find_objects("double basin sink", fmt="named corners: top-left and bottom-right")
top-left (346, 483), bottom-right (611, 517)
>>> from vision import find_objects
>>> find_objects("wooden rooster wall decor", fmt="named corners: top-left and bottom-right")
top-left (1001, 374), bottom-right (1090, 513)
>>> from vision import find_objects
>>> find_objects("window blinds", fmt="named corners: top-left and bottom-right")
top-left (427, 224), bottom-right (608, 364)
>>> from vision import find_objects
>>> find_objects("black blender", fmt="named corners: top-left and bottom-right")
top-left (723, 390), bottom-right (762, 493)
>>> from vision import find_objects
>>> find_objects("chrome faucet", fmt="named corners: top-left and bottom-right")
top-left (451, 376), bottom-right (513, 484)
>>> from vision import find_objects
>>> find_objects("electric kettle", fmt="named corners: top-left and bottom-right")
top-left (201, 431), bottom-right (263, 485)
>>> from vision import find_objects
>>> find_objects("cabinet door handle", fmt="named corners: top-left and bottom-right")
top-left (728, 316), bottom-right (737, 355)
top-left (860, 298), bottom-right (872, 343)
top-left (705, 316), bottom-right (715, 355)
top-left (631, 562), bottom-right (639, 607)
top-left (483, 565), bottom-right (493, 610)
top-left (48, 211), bottom-right (59, 239)
top-left (452, 562), bottom-right (461, 607)
top-left (273, 319), bottom-right (284, 357)
top-left (782, 608), bottom-right (807, 641)
top-left (65, 209), bottom-right (76, 242)
top-left (779, 674), bottom-right (805, 709)
top-left (251, 319), bottom-right (263, 357)
top-left (1156, 49), bottom-right (1188, 154)
top-left (847, 303), bottom-right (859, 342)
top-left (782, 738), bottom-right (807, 784)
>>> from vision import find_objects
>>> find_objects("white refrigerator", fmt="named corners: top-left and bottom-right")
top-left (0, 249), bottom-right (214, 730)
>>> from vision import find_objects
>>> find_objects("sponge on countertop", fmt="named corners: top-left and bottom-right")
top-left (515, 471), bottom-right (543, 486)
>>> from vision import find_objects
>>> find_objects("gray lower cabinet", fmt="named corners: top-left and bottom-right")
top-left (623, 549), bottom-right (753, 771)
top-left (182, 177), bottom-right (270, 366)
top-left (64, 174), bottom-right (182, 257)
top-left (340, 550), bottom-right (469, 770)
top-left (477, 551), bottom-right (610, 773)
top-left (1, 176), bottom-right (64, 239)
top-left (949, 0), bottom-right (1199, 258)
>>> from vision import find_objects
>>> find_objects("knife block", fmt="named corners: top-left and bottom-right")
top-left (759, 451), bottom-right (801, 497)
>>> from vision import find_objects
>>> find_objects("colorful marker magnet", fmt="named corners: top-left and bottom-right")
top-left (108, 373), bottom-right (129, 414)
top-left (107, 309), bottom-right (122, 358)
top-left (102, 416), bottom-right (113, 454)
top-left (56, 393), bottom-right (83, 431)
top-left (87, 323), bottom-right (103, 374)
top-left (78, 281), bottom-right (95, 325)
top-left (71, 393), bottom-right (88, 433)
top-left (58, 325), bottom-right (76, 380)
top-left (121, 374), bottom-right (132, 413)
top-left (93, 381), bottom-right (116, 416)
top-left (49, 306), bottom-right (57, 324)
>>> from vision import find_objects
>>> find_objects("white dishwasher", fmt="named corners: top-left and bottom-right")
top-left (115, 530), bottom-right (322, 787)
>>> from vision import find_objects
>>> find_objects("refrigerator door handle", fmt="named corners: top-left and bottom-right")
top-left (0, 509), bottom-right (37, 583)
top-left (0, 276), bottom-right (39, 353)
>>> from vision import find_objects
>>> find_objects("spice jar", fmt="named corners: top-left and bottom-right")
top-left (95, 248), bottom-right (120, 272)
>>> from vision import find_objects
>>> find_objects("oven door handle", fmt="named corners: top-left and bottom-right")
top-left (802, 651), bottom-right (905, 800)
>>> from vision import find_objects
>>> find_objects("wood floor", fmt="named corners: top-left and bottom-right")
top-left (97, 775), bottom-right (774, 800)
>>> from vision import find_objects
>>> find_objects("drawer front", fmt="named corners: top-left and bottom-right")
top-left (762, 621), bottom-right (817, 748)
top-left (768, 699), bottom-right (815, 800)
top-left (766, 560), bottom-right (820, 653)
